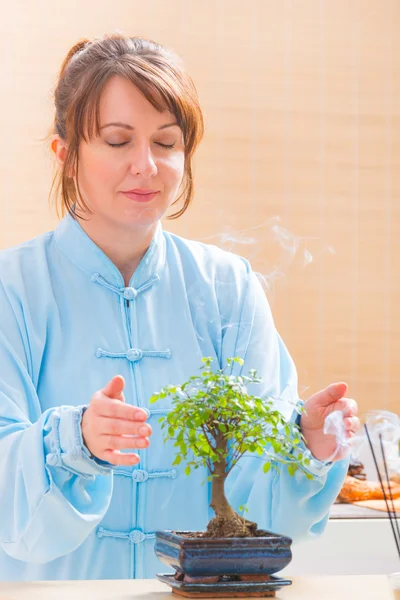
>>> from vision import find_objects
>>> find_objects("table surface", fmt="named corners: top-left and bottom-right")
top-left (0, 575), bottom-right (395, 600)
top-left (330, 502), bottom-right (400, 519)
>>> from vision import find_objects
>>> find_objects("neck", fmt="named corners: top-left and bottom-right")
top-left (77, 214), bottom-right (157, 286)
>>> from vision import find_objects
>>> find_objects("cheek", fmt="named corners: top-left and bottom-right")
top-left (79, 152), bottom-right (123, 190)
top-left (158, 154), bottom-right (185, 189)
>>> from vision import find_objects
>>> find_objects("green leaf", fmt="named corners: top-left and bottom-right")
top-left (287, 463), bottom-right (298, 476)
top-left (263, 462), bottom-right (271, 473)
top-left (184, 466), bottom-right (191, 476)
top-left (172, 455), bottom-right (182, 466)
top-left (188, 430), bottom-right (197, 443)
top-left (233, 357), bottom-right (244, 366)
top-left (201, 357), bottom-right (213, 365)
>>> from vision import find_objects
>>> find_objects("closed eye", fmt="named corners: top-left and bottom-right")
top-left (106, 142), bottom-right (176, 149)
top-left (156, 142), bottom-right (175, 149)
top-left (107, 142), bottom-right (129, 148)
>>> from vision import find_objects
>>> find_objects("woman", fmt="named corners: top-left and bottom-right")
top-left (0, 34), bottom-right (359, 580)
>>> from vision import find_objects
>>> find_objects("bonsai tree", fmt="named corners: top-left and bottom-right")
top-left (150, 357), bottom-right (313, 538)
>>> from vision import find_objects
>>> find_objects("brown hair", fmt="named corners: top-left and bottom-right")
top-left (49, 33), bottom-right (204, 219)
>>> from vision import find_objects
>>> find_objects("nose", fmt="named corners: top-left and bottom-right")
top-left (129, 142), bottom-right (158, 178)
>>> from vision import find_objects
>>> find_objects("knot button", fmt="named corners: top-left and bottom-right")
top-left (46, 453), bottom-right (62, 467)
top-left (122, 287), bottom-right (138, 301)
top-left (132, 469), bottom-right (149, 482)
top-left (129, 529), bottom-right (145, 544)
top-left (126, 349), bottom-right (143, 362)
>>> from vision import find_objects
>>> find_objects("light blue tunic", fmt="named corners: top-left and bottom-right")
top-left (0, 214), bottom-right (348, 580)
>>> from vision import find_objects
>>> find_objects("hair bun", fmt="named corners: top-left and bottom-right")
top-left (58, 38), bottom-right (91, 79)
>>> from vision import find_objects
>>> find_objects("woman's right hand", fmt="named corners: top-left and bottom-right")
top-left (81, 375), bottom-right (152, 466)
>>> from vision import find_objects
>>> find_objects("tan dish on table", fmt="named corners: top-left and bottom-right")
top-left (337, 475), bottom-right (400, 503)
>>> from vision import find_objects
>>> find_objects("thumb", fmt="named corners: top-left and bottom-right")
top-left (314, 382), bottom-right (348, 407)
top-left (103, 375), bottom-right (125, 401)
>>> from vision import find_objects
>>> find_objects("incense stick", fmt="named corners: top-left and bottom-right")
top-left (379, 433), bottom-right (400, 546)
top-left (364, 424), bottom-right (400, 560)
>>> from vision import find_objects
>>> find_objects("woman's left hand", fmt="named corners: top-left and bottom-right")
top-left (300, 382), bottom-right (361, 462)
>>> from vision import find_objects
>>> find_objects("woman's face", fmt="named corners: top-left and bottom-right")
top-left (73, 75), bottom-right (185, 231)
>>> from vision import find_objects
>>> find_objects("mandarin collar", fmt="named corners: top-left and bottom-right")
top-left (54, 213), bottom-right (166, 289)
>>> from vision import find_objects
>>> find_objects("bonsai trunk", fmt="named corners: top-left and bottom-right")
top-left (206, 437), bottom-right (257, 538)
top-left (210, 461), bottom-right (237, 520)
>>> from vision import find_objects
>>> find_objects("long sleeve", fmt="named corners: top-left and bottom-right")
top-left (222, 260), bottom-right (348, 542)
top-left (0, 281), bottom-right (114, 564)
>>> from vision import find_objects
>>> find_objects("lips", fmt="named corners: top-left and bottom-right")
top-left (121, 189), bottom-right (160, 203)
top-left (124, 189), bottom-right (158, 194)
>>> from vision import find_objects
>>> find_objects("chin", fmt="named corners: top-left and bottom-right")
top-left (117, 208), bottom-right (164, 229)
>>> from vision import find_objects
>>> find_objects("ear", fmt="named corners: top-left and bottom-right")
top-left (51, 136), bottom-right (76, 177)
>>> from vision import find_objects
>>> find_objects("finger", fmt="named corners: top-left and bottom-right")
top-left (339, 398), bottom-right (358, 418)
top-left (97, 400), bottom-right (149, 422)
top-left (103, 375), bottom-right (125, 401)
top-left (98, 417), bottom-right (152, 437)
top-left (103, 435), bottom-right (150, 450)
top-left (325, 382), bottom-right (348, 403)
top-left (344, 416), bottom-right (361, 433)
top-left (312, 382), bottom-right (348, 407)
top-left (102, 450), bottom-right (141, 466)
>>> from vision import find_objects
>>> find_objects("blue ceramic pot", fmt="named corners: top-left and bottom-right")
top-left (154, 530), bottom-right (292, 577)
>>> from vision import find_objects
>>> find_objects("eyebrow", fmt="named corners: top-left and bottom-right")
top-left (100, 121), bottom-right (179, 131)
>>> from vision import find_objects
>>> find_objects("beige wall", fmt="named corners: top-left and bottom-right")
top-left (0, 1), bottom-right (399, 416)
